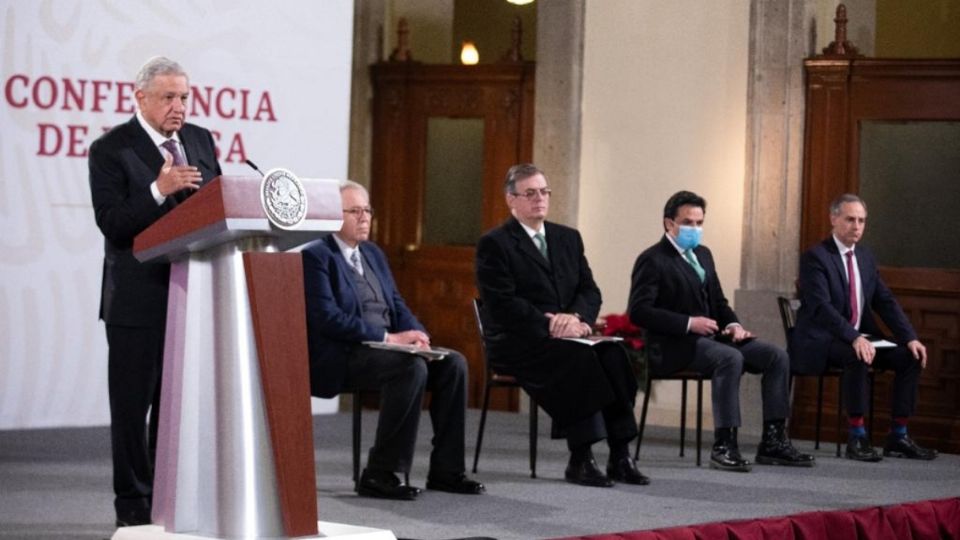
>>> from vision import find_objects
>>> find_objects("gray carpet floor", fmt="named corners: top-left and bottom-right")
top-left (1, 409), bottom-right (958, 540)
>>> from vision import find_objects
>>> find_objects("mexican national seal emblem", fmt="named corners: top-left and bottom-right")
top-left (260, 168), bottom-right (308, 229)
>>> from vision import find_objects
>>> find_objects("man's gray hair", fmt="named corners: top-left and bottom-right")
top-left (340, 179), bottom-right (369, 198)
top-left (504, 163), bottom-right (546, 195)
top-left (829, 193), bottom-right (867, 216)
top-left (135, 56), bottom-right (188, 91)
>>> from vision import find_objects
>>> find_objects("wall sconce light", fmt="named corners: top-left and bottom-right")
top-left (506, 0), bottom-right (534, 5)
top-left (460, 41), bottom-right (479, 65)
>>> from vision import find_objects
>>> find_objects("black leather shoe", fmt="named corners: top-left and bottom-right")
top-left (115, 508), bottom-right (151, 528)
top-left (606, 456), bottom-right (651, 485)
top-left (883, 434), bottom-right (938, 460)
top-left (755, 422), bottom-right (815, 467)
top-left (565, 456), bottom-right (614, 487)
top-left (845, 435), bottom-right (882, 462)
top-left (710, 437), bottom-right (752, 472)
top-left (426, 472), bottom-right (485, 494)
top-left (357, 468), bottom-right (419, 500)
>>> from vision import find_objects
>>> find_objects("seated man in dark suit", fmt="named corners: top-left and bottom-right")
top-left (628, 191), bottom-right (813, 472)
top-left (302, 180), bottom-right (484, 500)
top-left (790, 193), bottom-right (936, 462)
top-left (475, 164), bottom-right (649, 488)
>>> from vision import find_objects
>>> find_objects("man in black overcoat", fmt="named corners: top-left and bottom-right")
top-left (475, 164), bottom-right (649, 488)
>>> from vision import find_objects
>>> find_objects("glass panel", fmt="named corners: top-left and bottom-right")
top-left (859, 121), bottom-right (960, 269)
top-left (423, 117), bottom-right (484, 246)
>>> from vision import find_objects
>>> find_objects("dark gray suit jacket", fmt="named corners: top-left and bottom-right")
top-left (628, 235), bottom-right (739, 373)
top-left (89, 116), bottom-right (221, 327)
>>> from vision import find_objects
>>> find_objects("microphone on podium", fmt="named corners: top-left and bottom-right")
top-left (246, 159), bottom-right (265, 177)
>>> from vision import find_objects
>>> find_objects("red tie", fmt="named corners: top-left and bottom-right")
top-left (846, 251), bottom-right (858, 327)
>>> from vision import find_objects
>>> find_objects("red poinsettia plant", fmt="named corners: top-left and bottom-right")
top-left (598, 313), bottom-right (644, 351)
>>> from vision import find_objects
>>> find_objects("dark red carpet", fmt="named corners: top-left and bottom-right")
top-left (555, 497), bottom-right (960, 540)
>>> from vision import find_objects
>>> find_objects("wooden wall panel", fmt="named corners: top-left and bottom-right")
top-left (369, 62), bottom-right (535, 410)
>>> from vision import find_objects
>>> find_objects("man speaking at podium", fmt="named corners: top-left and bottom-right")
top-left (88, 56), bottom-right (221, 527)
top-left (302, 180), bottom-right (484, 500)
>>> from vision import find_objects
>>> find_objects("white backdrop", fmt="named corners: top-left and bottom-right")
top-left (0, 0), bottom-right (354, 428)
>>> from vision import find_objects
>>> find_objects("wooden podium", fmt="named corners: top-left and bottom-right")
top-left (114, 176), bottom-right (394, 540)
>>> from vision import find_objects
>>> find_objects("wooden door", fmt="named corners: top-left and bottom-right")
top-left (369, 62), bottom-right (535, 409)
top-left (797, 58), bottom-right (960, 453)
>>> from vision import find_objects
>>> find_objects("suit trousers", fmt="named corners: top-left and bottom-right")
top-left (495, 340), bottom-right (638, 449)
top-left (105, 324), bottom-right (164, 518)
top-left (563, 342), bottom-right (639, 449)
top-left (828, 341), bottom-right (920, 419)
top-left (345, 346), bottom-right (467, 476)
top-left (687, 337), bottom-right (790, 429)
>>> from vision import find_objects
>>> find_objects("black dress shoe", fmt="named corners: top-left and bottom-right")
top-left (358, 468), bottom-right (419, 500)
top-left (606, 456), bottom-right (651, 485)
top-left (710, 441), bottom-right (752, 472)
top-left (115, 509), bottom-right (151, 528)
top-left (565, 456), bottom-right (614, 487)
top-left (845, 435), bottom-right (882, 462)
top-left (115, 517), bottom-right (151, 528)
top-left (883, 434), bottom-right (938, 460)
top-left (426, 472), bottom-right (485, 494)
top-left (755, 422), bottom-right (815, 467)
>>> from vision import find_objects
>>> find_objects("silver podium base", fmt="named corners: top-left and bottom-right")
top-left (112, 521), bottom-right (396, 540)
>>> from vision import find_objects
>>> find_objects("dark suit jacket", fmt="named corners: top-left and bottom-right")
top-left (789, 237), bottom-right (917, 375)
top-left (302, 234), bottom-right (425, 398)
top-left (475, 217), bottom-right (601, 360)
top-left (628, 235), bottom-right (738, 372)
top-left (89, 116), bottom-right (221, 327)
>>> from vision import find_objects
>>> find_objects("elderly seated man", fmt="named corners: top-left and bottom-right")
top-left (302, 180), bottom-right (484, 500)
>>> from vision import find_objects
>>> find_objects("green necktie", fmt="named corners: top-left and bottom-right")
top-left (534, 232), bottom-right (548, 260)
top-left (684, 249), bottom-right (705, 282)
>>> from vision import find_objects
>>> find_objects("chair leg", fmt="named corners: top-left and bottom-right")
top-left (472, 381), bottom-right (494, 474)
top-left (529, 396), bottom-right (538, 478)
top-left (353, 390), bottom-right (362, 492)
top-left (695, 378), bottom-right (703, 467)
top-left (836, 376), bottom-right (843, 458)
top-left (634, 376), bottom-right (653, 460)
top-left (787, 374), bottom-right (795, 429)
top-left (679, 379), bottom-right (688, 457)
top-left (867, 370), bottom-right (876, 442)
top-left (815, 375), bottom-right (824, 450)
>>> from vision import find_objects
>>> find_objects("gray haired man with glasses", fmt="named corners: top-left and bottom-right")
top-left (475, 164), bottom-right (649, 488)
top-left (302, 180), bottom-right (484, 500)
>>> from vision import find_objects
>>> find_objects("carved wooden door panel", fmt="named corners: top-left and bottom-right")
top-left (370, 63), bottom-right (535, 408)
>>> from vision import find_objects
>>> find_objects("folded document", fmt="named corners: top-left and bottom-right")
top-left (362, 341), bottom-right (449, 360)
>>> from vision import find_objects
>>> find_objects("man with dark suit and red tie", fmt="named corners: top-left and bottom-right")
top-left (301, 181), bottom-right (484, 501)
top-left (790, 193), bottom-right (937, 462)
top-left (628, 191), bottom-right (813, 472)
top-left (475, 164), bottom-right (649, 488)
top-left (89, 56), bottom-right (221, 527)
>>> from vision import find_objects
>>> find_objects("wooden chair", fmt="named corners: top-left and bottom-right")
top-left (633, 365), bottom-right (706, 466)
top-left (471, 298), bottom-right (540, 478)
top-left (778, 295), bottom-right (876, 457)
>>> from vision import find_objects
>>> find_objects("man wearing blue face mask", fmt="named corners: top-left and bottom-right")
top-left (628, 191), bottom-right (813, 472)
